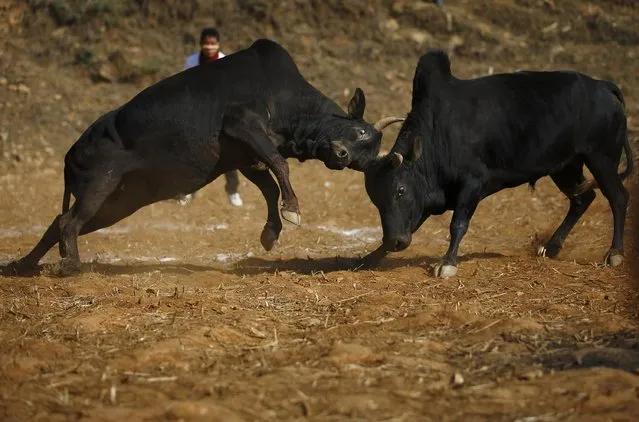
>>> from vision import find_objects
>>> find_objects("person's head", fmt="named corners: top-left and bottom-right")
top-left (200, 28), bottom-right (221, 58)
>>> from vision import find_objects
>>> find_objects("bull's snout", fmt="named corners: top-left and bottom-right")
top-left (331, 143), bottom-right (351, 166)
top-left (384, 234), bottom-right (412, 252)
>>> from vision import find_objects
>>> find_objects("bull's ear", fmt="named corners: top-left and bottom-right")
top-left (409, 135), bottom-right (422, 162)
top-left (348, 88), bottom-right (366, 120)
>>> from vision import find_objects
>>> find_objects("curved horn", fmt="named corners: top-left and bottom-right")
top-left (392, 152), bottom-right (404, 168)
top-left (374, 116), bottom-right (405, 132)
top-left (377, 148), bottom-right (389, 158)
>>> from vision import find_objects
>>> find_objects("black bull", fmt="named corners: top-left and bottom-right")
top-left (364, 50), bottom-right (633, 278)
top-left (6, 39), bottom-right (403, 276)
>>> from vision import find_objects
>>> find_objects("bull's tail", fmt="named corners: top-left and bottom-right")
top-left (574, 84), bottom-right (633, 195)
top-left (61, 159), bottom-right (74, 215)
top-left (619, 124), bottom-right (634, 181)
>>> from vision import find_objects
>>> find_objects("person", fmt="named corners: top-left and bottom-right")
top-left (181, 27), bottom-right (244, 208)
top-left (184, 27), bottom-right (226, 69)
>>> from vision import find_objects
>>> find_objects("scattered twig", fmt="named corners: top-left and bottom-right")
top-left (469, 319), bottom-right (502, 334)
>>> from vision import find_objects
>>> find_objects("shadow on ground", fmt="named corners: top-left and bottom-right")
top-left (228, 251), bottom-right (505, 276)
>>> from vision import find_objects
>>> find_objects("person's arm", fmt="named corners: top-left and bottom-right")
top-left (184, 53), bottom-right (197, 70)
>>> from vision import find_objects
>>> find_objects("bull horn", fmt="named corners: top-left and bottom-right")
top-left (377, 148), bottom-right (389, 158)
top-left (374, 116), bottom-right (405, 132)
top-left (391, 152), bottom-right (404, 167)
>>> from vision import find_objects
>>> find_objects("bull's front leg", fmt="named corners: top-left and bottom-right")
top-left (434, 191), bottom-right (479, 278)
top-left (359, 211), bottom-right (430, 271)
top-left (359, 244), bottom-right (389, 269)
top-left (223, 106), bottom-right (301, 226)
top-left (240, 167), bottom-right (282, 251)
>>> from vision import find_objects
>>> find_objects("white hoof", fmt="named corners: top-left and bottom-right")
top-left (176, 194), bottom-right (193, 206)
top-left (434, 263), bottom-right (458, 278)
top-left (605, 253), bottom-right (624, 267)
top-left (281, 209), bottom-right (301, 226)
top-left (537, 245), bottom-right (547, 258)
top-left (228, 192), bottom-right (243, 207)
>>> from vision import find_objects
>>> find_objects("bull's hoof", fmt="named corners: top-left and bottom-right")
top-left (281, 209), bottom-right (301, 226)
top-left (56, 258), bottom-right (82, 277)
top-left (356, 257), bottom-right (375, 271)
top-left (605, 250), bottom-right (624, 267)
top-left (537, 243), bottom-right (561, 259)
top-left (260, 225), bottom-right (280, 251)
top-left (3, 259), bottom-right (39, 277)
top-left (433, 262), bottom-right (458, 279)
top-left (357, 250), bottom-right (385, 270)
top-left (175, 193), bottom-right (194, 206)
top-left (228, 192), bottom-right (243, 207)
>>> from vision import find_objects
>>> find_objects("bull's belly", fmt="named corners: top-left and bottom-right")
top-left (483, 156), bottom-right (579, 195)
top-left (117, 164), bottom-right (218, 204)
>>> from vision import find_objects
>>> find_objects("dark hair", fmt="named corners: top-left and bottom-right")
top-left (200, 27), bottom-right (220, 44)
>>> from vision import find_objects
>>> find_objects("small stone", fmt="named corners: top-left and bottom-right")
top-left (17, 84), bottom-right (30, 95)
top-left (54, 94), bottom-right (62, 101)
top-left (448, 35), bottom-right (464, 53)
top-left (384, 18), bottom-right (399, 32)
top-left (0, 77), bottom-right (7, 86)
top-left (450, 372), bottom-right (464, 388)
top-left (518, 369), bottom-right (543, 380)
top-left (96, 63), bottom-right (117, 83)
top-left (410, 31), bottom-right (430, 45)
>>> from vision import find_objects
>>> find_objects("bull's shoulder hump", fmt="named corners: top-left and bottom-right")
top-left (249, 39), bottom-right (297, 67)
top-left (249, 38), bottom-right (286, 51)
top-left (416, 50), bottom-right (452, 78)
top-left (249, 39), bottom-right (289, 57)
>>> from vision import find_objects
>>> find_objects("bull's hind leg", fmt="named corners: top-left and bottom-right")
top-left (240, 167), bottom-right (282, 251)
top-left (7, 178), bottom-right (72, 275)
top-left (6, 216), bottom-right (63, 275)
top-left (224, 170), bottom-right (243, 207)
top-left (58, 170), bottom-right (122, 275)
top-left (538, 162), bottom-right (596, 259)
top-left (584, 155), bottom-right (629, 267)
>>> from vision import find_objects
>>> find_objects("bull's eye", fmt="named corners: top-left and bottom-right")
top-left (397, 186), bottom-right (406, 197)
top-left (357, 128), bottom-right (368, 140)
top-left (359, 129), bottom-right (366, 135)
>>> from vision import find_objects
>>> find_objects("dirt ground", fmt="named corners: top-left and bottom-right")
top-left (1, 1), bottom-right (639, 421)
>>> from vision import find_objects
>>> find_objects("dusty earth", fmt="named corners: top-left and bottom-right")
top-left (1, 0), bottom-right (639, 421)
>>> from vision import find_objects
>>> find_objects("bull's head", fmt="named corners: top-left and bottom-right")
top-left (364, 128), bottom-right (427, 253)
top-left (320, 88), bottom-right (405, 171)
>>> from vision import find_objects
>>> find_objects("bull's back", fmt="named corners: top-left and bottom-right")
top-left (450, 72), bottom-right (604, 172)
top-left (116, 50), bottom-right (265, 151)
top-left (67, 39), bottom-right (308, 172)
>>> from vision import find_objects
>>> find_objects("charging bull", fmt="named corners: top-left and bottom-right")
top-left (6, 39), bottom-right (403, 276)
